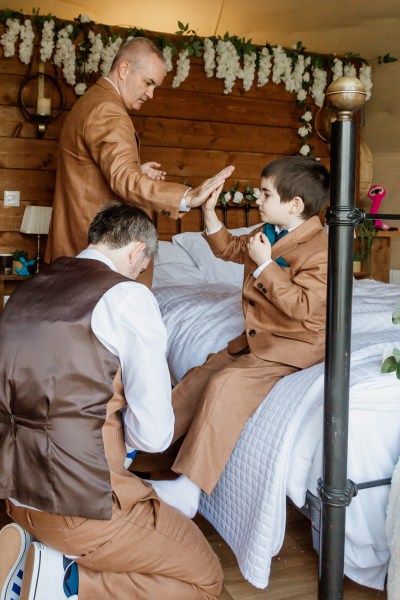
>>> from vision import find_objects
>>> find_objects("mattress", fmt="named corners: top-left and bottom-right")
top-left (153, 274), bottom-right (400, 589)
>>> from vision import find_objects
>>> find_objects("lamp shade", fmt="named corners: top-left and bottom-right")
top-left (20, 206), bottom-right (52, 235)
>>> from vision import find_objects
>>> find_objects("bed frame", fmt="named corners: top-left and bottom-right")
top-left (316, 78), bottom-right (400, 599)
top-left (152, 78), bottom-right (399, 599)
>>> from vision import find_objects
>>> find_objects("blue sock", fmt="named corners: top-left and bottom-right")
top-left (63, 557), bottom-right (79, 597)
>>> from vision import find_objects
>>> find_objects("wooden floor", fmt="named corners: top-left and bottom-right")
top-left (0, 500), bottom-right (387, 599)
top-left (195, 501), bottom-right (387, 600)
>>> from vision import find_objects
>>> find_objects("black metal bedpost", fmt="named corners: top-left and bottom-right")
top-left (317, 77), bottom-right (366, 600)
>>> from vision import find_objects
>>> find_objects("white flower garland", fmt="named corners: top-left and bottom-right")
top-left (19, 19), bottom-right (34, 64)
top-left (162, 45), bottom-right (173, 73)
top-left (100, 36), bottom-right (122, 76)
top-left (39, 19), bottom-right (55, 62)
top-left (84, 30), bottom-right (103, 74)
top-left (0, 18), bottom-right (20, 57)
top-left (240, 51), bottom-right (257, 91)
top-left (172, 48), bottom-right (190, 88)
top-left (203, 37), bottom-right (216, 78)
top-left (359, 63), bottom-right (372, 100)
top-left (216, 39), bottom-right (241, 94)
top-left (0, 12), bottom-right (376, 155)
top-left (53, 24), bottom-right (76, 85)
top-left (257, 47), bottom-right (272, 87)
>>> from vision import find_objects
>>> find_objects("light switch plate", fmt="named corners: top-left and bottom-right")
top-left (4, 191), bottom-right (20, 206)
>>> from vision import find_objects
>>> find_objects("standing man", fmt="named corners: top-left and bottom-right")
top-left (45, 36), bottom-right (234, 285)
top-left (0, 203), bottom-right (223, 600)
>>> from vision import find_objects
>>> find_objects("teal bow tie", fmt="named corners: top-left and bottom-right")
top-left (262, 223), bottom-right (289, 267)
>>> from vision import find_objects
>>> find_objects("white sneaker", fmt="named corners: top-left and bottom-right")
top-left (19, 543), bottom-right (77, 600)
top-left (0, 523), bottom-right (33, 600)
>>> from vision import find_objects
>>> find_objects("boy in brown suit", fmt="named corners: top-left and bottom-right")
top-left (149, 156), bottom-right (330, 518)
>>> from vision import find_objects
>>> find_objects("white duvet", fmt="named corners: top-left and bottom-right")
top-left (153, 277), bottom-right (400, 590)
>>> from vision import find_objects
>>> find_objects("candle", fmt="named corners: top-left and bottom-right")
top-left (36, 96), bottom-right (51, 116)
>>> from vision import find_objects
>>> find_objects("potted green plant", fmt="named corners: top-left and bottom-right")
top-left (12, 249), bottom-right (28, 275)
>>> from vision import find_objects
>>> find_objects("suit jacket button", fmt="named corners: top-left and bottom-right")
top-left (262, 287), bottom-right (267, 294)
top-left (161, 210), bottom-right (171, 217)
top-left (249, 300), bottom-right (255, 306)
top-left (257, 282), bottom-right (263, 289)
top-left (248, 329), bottom-right (256, 336)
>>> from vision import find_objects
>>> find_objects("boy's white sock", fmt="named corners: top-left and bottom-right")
top-left (148, 475), bottom-right (201, 518)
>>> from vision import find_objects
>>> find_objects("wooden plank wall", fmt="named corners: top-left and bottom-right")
top-left (0, 23), bottom-right (333, 258)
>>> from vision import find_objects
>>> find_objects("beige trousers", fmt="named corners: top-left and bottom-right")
top-left (6, 498), bottom-right (223, 600)
top-left (172, 348), bottom-right (299, 494)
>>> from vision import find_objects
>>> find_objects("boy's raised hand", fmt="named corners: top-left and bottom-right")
top-left (202, 184), bottom-right (224, 231)
top-left (184, 166), bottom-right (234, 208)
top-left (248, 232), bottom-right (272, 266)
top-left (203, 184), bottom-right (223, 213)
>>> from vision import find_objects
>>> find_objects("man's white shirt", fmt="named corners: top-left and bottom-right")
top-left (81, 248), bottom-right (174, 453)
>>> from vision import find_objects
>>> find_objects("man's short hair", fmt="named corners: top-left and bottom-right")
top-left (261, 156), bottom-right (330, 218)
top-left (109, 37), bottom-right (165, 74)
top-left (88, 203), bottom-right (158, 258)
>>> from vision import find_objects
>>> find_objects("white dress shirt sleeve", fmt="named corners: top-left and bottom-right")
top-left (91, 281), bottom-right (174, 453)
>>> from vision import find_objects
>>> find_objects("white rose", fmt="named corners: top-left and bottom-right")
top-left (233, 191), bottom-right (244, 204)
top-left (75, 82), bottom-right (87, 95)
top-left (303, 111), bottom-right (312, 122)
top-left (300, 144), bottom-right (310, 156)
top-left (253, 188), bottom-right (261, 199)
top-left (224, 191), bottom-right (232, 202)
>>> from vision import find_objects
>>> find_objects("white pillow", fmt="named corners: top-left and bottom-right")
top-left (153, 241), bottom-right (206, 287)
top-left (172, 223), bottom-right (262, 287)
top-left (155, 240), bottom-right (197, 266)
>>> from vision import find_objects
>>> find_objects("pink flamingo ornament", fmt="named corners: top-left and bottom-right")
top-left (367, 184), bottom-right (386, 230)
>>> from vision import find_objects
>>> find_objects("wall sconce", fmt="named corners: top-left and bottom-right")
top-left (17, 61), bottom-right (65, 138)
top-left (20, 206), bottom-right (52, 273)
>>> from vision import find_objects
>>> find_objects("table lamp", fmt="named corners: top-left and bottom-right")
top-left (20, 206), bottom-right (52, 273)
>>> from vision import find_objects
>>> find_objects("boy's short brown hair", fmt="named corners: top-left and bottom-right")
top-left (261, 156), bottom-right (330, 218)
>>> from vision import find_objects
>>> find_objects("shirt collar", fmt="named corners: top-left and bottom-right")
top-left (103, 76), bottom-right (120, 96)
top-left (77, 248), bottom-right (117, 272)
top-left (274, 223), bottom-right (301, 235)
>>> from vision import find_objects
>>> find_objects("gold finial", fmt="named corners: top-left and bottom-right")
top-left (325, 76), bottom-right (366, 120)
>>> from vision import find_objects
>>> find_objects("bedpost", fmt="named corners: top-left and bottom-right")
top-left (318, 76), bottom-right (366, 600)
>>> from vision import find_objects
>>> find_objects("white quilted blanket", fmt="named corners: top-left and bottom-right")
top-left (154, 278), bottom-right (400, 590)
